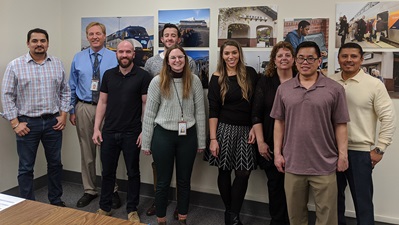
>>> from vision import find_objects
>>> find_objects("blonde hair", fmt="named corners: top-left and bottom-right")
top-left (86, 22), bottom-right (106, 35)
top-left (217, 40), bottom-right (251, 104)
top-left (159, 45), bottom-right (192, 99)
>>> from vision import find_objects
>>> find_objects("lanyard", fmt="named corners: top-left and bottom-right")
top-left (172, 79), bottom-right (184, 121)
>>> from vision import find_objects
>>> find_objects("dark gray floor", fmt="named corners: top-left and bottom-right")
top-left (31, 181), bottom-right (394, 225)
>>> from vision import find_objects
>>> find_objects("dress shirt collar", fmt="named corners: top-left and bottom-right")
top-left (25, 52), bottom-right (51, 64)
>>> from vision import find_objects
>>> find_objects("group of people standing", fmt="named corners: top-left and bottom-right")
top-left (340, 15), bottom-right (389, 46)
top-left (1, 21), bottom-right (396, 225)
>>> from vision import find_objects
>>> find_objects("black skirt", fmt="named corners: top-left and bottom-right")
top-left (207, 122), bottom-right (257, 170)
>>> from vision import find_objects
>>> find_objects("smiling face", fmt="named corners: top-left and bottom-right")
top-left (295, 47), bottom-right (321, 78)
top-left (27, 32), bottom-right (48, 56)
top-left (275, 48), bottom-right (294, 71)
top-left (161, 27), bottom-right (181, 50)
top-left (116, 41), bottom-right (135, 69)
top-left (338, 48), bottom-right (363, 78)
top-left (222, 45), bottom-right (240, 70)
top-left (86, 25), bottom-right (106, 52)
top-left (168, 48), bottom-right (185, 73)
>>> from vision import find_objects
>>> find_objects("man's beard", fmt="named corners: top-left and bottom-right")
top-left (118, 57), bottom-right (133, 68)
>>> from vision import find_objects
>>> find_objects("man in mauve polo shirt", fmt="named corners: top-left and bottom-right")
top-left (69, 22), bottom-right (120, 208)
top-left (1, 28), bottom-right (71, 207)
top-left (271, 41), bottom-right (350, 225)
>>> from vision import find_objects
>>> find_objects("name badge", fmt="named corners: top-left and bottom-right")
top-left (178, 121), bottom-right (187, 136)
top-left (91, 79), bottom-right (99, 91)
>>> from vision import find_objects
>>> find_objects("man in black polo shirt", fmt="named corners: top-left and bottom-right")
top-left (92, 40), bottom-right (152, 223)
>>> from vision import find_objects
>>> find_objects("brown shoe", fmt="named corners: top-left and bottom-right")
top-left (128, 211), bottom-right (140, 223)
top-left (146, 202), bottom-right (156, 216)
top-left (179, 219), bottom-right (187, 224)
top-left (96, 208), bottom-right (111, 216)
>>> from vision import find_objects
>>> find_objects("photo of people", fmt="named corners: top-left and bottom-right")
top-left (158, 9), bottom-right (210, 47)
top-left (218, 6), bottom-right (278, 48)
top-left (336, 1), bottom-right (399, 48)
top-left (185, 50), bottom-right (209, 88)
top-left (284, 18), bottom-right (329, 69)
top-left (81, 16), bottom-right (154, 67)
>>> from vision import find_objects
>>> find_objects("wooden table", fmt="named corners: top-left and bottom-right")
top-left (0, 199), bottom-right (148, 225)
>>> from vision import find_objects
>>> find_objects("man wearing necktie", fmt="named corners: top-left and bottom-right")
top-left (69, 22), bottom-right (120, 208)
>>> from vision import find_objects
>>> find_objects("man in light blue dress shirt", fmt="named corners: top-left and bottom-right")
top-left (69, 22), bottom-right (119, 208)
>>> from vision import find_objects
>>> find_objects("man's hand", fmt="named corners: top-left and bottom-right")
top-left (274, 154), bottom-right (285, 173)
top-left (14, 122), bottom-right (30, 137)
top-left (53, 113), bottom-right (67, 130)
top-left (370, 149), bottom-right (383, 168)
top-left (136, 132), bottom-right (142, 147)
top-left (69, 114), bottom-right (76, 126)
top-left (92, 129), bottom-right (103, 146)
top-left (337, 156), bottom-right (349, 172)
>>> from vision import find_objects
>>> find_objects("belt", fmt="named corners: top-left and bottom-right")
top-left (21, 113), bottom-right (59, 120)
top-left (78, 98), bottom-right (97, 105)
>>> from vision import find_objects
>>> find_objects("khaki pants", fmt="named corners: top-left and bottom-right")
top-left (75, 101), bottom-right (98, 195)
top-left (284, 172), bottom-right (337, 225)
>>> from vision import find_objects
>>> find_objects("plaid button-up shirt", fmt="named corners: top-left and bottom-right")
top-left (1, 53), bottom-right (71, 120)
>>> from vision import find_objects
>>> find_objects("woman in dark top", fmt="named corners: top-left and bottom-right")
top-left (252, 41), bottom-right (296, 225)
top-left (208, 39), bottom-right (258, 225)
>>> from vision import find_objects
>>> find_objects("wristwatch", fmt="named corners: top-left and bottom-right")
top-left (374, 147), bottom-right (384, 155)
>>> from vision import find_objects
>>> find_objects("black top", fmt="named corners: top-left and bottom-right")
top-left (100, 65), bottom-right (153, 133)
top-left (208, 66), bottom-right (259, 126)
top-left (252, 71), bottom-right (297, 149)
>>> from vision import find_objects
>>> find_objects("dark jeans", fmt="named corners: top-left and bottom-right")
top-left (151, 125), bottom-right (198, 217)
top-left (263, 160), bottom-right (289, 225)
top-left (16, 115), bottom-right (63, 204)
top-left (100, 131), bottom-right (141, 213)
top-left (337, 150), bottom-right (374, 225)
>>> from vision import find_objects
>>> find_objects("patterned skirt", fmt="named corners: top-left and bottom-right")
top-left (208, 122), bottom-right (257, 170)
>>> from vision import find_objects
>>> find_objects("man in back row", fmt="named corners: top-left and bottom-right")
top-left (69, 22), bottom-right (120, 208)
top-left (330, 42), bottom-right (396, 225)
top-left (1, 28), bottom-right (71, 207)
top-left (143, 23), bottom-right (197, 219)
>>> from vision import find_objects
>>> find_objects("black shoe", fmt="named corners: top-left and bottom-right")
top-left (51, 201), bottom-right (66, 207)
top-left (173, 207), bottom-right (178, 220)
top-left (146, 202), bottom-right (156, 216)
top-left (76, 193), bottom-right (98, 208)
top-left (111, 192), bottom-right (121, 209)
top-left (228, 211), bottom-right (243, 225)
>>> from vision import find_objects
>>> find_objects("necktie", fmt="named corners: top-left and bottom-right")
top-left (92, 52), bottom-right (100, 103)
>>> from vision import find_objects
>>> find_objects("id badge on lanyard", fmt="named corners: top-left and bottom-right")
top-left (178, 119), bottom-right (187, 136)
top-left (91, 79), bottom-right (99, 91)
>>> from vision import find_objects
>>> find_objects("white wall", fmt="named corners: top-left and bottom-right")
top-left (1, 0), bottom-right (398, 223)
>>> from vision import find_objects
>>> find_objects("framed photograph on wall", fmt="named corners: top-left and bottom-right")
top-left (218, 6), bottom-right (278, 48)
top-left (81, 16), bottom-right (154, 67)
top-left (158, 9), bottom-right (210, 48)
top-left (336, 1), bottom-right (399, 49)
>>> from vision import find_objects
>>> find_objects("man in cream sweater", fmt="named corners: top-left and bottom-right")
top-left (330, 42), bottom-right (396, 225)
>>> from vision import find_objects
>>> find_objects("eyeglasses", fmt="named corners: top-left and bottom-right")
top-left (169, 55), bottom-right (185, 60)
top-left (296, 57), bottom-right (318, 64)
